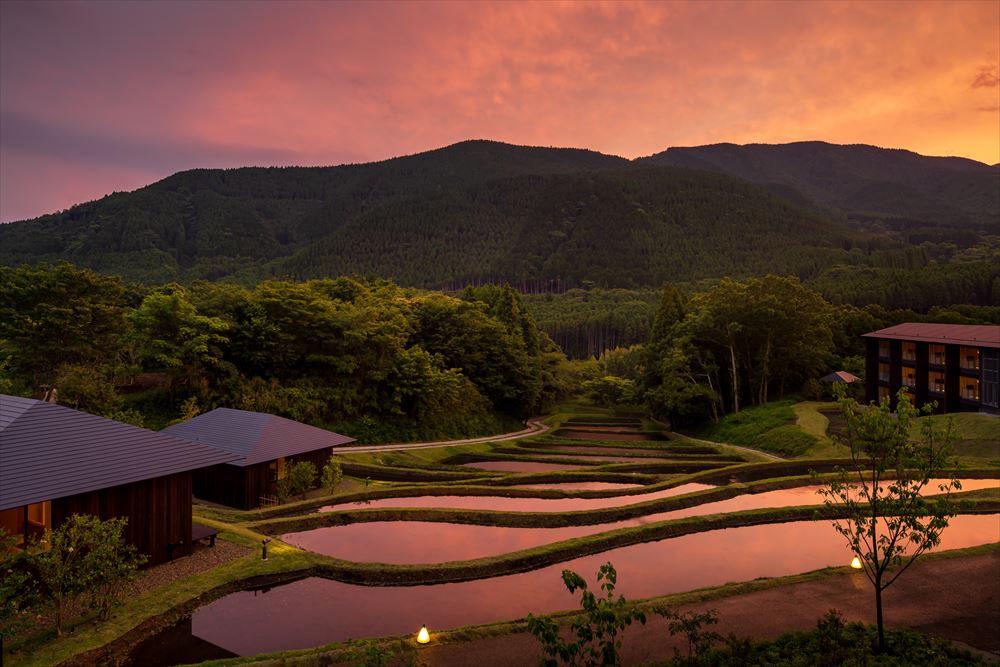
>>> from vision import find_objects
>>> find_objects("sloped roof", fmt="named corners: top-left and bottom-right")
top-left (162, 408), bottom-right (355, 467)
top-left (0, 395), bottom-right (240, 510)
top-left (820, 371), bottom-right (860, 383)
top-left (863, 323), bottom-right (1000, 349)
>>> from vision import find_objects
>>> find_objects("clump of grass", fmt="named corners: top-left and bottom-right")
top-left (698, 401), bottom-right (797, 446)
top-left (752, 425), bottom-right (818, 457)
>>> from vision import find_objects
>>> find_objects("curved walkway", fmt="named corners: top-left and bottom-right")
top-left (337, 417), bottom-right (550, 454)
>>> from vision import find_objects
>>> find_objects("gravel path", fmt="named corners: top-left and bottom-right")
top-left (131, 538), bottom-right (251, 597)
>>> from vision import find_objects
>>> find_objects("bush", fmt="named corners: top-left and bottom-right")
top-left (751, 425), bottom-right (818, 457)
top-left (527, 562), bottom-right (645, 666)
top-left (33, 514), bottom-right (145, 634)
top-left (277, 460), bottom-right (317, 501)
top-left (321, 456), bottom-right (343, 494)
top-left (693, 610), bottom-right (986, 666)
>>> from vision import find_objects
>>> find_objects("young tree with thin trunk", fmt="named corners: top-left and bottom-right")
top-left (817, 388), bottom-right (959, 653)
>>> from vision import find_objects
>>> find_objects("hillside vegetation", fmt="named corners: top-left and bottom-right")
top-left (642, 140), bottom-right (1000, 234)
top-left (2, 140), bottom-right (996, 300)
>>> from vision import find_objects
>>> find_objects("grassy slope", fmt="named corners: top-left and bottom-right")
top-left (913, 413), bottom-right (1000, 464)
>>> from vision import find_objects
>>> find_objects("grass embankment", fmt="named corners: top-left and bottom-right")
top-left (915, 413), bottom-right (1000, 464)
top-left (694, 400), bottom-right (822, 457)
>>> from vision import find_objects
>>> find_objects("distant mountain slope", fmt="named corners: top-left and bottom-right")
top-left (0, 139), bottom-right (990, 287)
top-left (640, 141), bottom-right (999, 231)
top-left (274, 166), bottom-right (864, 289)
top-left (0, 141), bottom-right (627, 282)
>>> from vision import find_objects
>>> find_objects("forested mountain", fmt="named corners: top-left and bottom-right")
top-left (0, 141), bottom-right (626, 283)
top-left (641, 141), bottom-right (999, 234)
top-left (1, 140), bottom-right (995, 293)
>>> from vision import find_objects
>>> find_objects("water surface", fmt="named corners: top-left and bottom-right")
top-left (197, 514), bottom-right (1000, 656)
top-left (298, 479), bottom-right (996, 563)
top-left (320, 482), bottom-right (715, 513)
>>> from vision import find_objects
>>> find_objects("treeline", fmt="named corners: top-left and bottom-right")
top-left (524, 288), bottom-right (662, 359)
top-left (523, 257), bottom-right (999, 360)
top-left (580, 275), bottom-right (1000, 426)
top-left (0, 264), bottom-right (571, 442)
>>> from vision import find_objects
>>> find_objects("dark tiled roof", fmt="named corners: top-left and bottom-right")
top-left (162, 408), bottom-right (355, 467)
top-left (0, 395), bottom-right (241, 510)
top-left (863, 323), bottom-right (1000, 349)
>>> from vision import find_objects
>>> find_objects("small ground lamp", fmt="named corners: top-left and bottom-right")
top-left (416, 625), bottom-right (430, 644)
top-left (262, 538), bottom-right (271, 561)
top-left (850, 556), bottom-right (863, 569)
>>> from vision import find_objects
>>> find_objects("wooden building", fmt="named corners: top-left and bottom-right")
top-left (0, 395), bottom-right (238, 565)
top-left (863, 323), bottom-right (1000, 414)
top-left (163, 408), bottom-right (355, 509)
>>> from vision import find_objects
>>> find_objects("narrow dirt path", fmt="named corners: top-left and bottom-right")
top-left (416, 550), bottom-right (1000, 666)
top-left (337, 417), bottom-right (550, 454)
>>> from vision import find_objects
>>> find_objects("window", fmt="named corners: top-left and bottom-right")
top-left (960, 377), bottom-right (980, 401)
top-left (902, 342), bottom-right (917, 361)
top-left (879, 363), bottom-right (889, 383)
top-left (928, 371), bottom-right (945, 393)
top-left (903, 368), bottom-right (916, 387)
top-left (929, 344), bottom-right (945, 366)
top-left (878, 386), bottom-right (890, 401)
top-left (879, 340), bottom-right (890, 358)
top-left (960, 347), bottom-right (980, 370)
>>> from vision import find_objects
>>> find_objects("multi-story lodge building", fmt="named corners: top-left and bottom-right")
top-left (864, 323), bottom-right (999, 415)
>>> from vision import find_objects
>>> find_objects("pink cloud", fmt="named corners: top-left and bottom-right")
top-left (2, 0), bottom-right (998, 221)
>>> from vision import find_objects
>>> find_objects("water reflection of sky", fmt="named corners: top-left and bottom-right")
top-left (319, 482), bottom-right (716, 514)
top-left (512, 481), bottom-right (644, 490)
top-left (200, 514), bottom-right (1000, 656)
top-left (306, 480), bottom-right (999, 564)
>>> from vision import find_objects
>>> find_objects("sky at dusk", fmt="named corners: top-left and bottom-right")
top-left (1, 0), bottom-right (998, 223)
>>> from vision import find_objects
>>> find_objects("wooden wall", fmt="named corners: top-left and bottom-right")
top-left (192, 447), bottom-right (335, 510)
top-left (51, 471), bottom-right (193, 566)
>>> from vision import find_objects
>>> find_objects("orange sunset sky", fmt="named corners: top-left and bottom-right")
top-left (0, 0), bottom-right (997, 222)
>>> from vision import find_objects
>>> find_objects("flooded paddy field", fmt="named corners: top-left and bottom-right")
top-left (131, 514), bottom-right (1000, 662)
top-left (504, 481), bottom-right (645, 490)
top-left (318, 482), bottom-right (717, 513)
top-left (296, 479), bottom-right (996, 563)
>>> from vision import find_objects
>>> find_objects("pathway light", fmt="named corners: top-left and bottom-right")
top-left (850, 556), bottom-right (863, 569)
top-left (417, 624), bottom-right (430, 644)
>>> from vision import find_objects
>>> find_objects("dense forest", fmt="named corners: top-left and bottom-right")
top-left (2, 141), bottom-right (996, 295)
top-left (642, 141), bottom-right (999, 233)
top-left (3, 263), bottom-right (997, 438)
top-left (0, 264), bottom-right (572, 442)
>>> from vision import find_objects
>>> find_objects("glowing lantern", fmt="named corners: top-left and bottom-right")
top-left (417, 625), bottom-right (430, 644)
top-left (850, 556), bottom-right (863, 569)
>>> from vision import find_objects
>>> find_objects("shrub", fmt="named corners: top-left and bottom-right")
top-left (321, 456), bottom-right (344, 494)
top-left (527, 562), bottom-right (645, 666)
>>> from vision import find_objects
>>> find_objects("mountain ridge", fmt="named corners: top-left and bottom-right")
top-left (1, 139), bottom-right (995, 288)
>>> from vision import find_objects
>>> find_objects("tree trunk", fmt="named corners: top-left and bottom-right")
top-left (875, 582), bottom-right (885, 652)
top-left (728, 343), bottom-right (740, 413)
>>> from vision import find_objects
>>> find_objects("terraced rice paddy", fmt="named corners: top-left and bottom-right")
top-left (136, 514), bottom-right (1000, 661)
top-left (125, 413), bottom-right (1000, 665)
top-left (294, 479), bottom-right (996, 563)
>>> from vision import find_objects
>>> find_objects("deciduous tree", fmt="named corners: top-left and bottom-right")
top-left (817, 388), bottom-right (959, 652)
